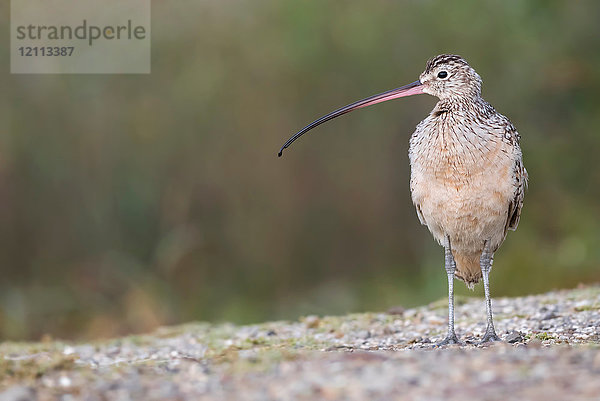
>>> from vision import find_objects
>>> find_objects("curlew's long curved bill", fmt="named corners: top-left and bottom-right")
top-left (278, 80), bottom-right (423, 157)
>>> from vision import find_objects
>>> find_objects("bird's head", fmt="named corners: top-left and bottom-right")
top-left (419, 54), bottom-right (482, 100)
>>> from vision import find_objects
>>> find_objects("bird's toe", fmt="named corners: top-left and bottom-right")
top-left (477, 330), bottom-right (502, 345)
top-left (435, 333), bottom-right (464, 347)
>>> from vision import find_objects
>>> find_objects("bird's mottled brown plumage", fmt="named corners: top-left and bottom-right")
top-left (409, 54), bottom-right (527, 288)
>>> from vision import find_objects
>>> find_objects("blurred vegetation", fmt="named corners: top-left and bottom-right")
top-left (1, 0), bottom-right (599, 340)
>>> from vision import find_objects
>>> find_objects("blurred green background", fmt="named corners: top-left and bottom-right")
top-left (1, 0), bottom-right (599, 340)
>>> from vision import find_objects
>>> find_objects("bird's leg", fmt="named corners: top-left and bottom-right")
top-left (479, 240), bottom-right (501, 344)
top-left (436, 235), bottom-right (462, 346)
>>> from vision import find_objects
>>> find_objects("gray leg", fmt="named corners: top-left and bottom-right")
top-left (478, 240), bottom-right (501, 344)
top-left (436, 236), bottom-right (462, 346)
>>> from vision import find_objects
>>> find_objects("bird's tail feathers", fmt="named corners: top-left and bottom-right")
top-left (452, 251), bottom-right (482, 290)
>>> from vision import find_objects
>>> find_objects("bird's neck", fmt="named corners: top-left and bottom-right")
top-left (432, 96), bottom-right (486, 116)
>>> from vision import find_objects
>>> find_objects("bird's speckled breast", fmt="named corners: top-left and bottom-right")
top-left (408, 109), bottom-right (516, 254)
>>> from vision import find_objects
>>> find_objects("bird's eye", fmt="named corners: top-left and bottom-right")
top-left (437, 71), bottom-right (448, 79)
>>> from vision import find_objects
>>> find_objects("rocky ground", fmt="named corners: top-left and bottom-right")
top-left (1, 286), bottom-right (599, 401)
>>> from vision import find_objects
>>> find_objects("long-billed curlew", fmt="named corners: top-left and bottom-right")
top-left (278, 54), bottom-right (527, 345)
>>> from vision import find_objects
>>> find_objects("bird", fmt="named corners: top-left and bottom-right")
top-left (278, 54), bottom-right (527, 345)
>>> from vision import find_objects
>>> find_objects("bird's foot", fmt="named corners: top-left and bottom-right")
top-left (478, 328), bottom-right (502, 345)
top-left (435, 332), bottom-right (464, 347)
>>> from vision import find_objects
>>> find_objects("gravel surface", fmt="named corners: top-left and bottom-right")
top-left (1, 286), bottom-right (599, 400)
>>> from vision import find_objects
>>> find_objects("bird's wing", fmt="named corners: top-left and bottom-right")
top-left (415, 204), bottom-right (427, 226)
top-left (485, 108), bottom-right (527, 234)
top-left (502, 122), bottom-right (527, 232)
top-left (506, 157), bottom-right (527, 232)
